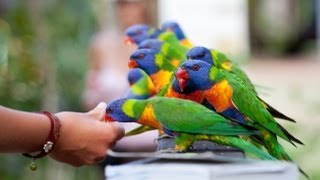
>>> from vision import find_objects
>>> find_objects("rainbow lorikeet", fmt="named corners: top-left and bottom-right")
top-left (105, 97), bottom-right (277, 160)
top-left (128, 48), bottom-right (176, 93)
top-left (161, 21), bottom-right (193, 48)
top-left (126, 68), bottom-right (156, 99)
top-left (138, 39), bottom-right (186, 67)
top-left (124, 24), bottom-right (163, 45)
top-left (186, 46), bottom-right (296, 123)
top-left (175, 60), bottom-right (308, 177)
top-left (176, 60), bottom-right (303, 146)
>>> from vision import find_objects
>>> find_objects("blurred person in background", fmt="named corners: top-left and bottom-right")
top-left (83, 0), bottom-right (159, 155)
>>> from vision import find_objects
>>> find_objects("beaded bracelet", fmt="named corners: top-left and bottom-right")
top-left (23, 111), bottom-right (61, 171)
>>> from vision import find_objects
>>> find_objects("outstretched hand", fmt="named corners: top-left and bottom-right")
top-left (50, 102), bottom-right (124, 167)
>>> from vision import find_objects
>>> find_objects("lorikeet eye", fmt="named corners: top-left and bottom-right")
top-left (138, 53), bottom-right (145, 59)
top-left (106, 107), bottom-right (114, 114)
top-left (192, 64), bottom-right (200, 71)
top-left (198, 53), bottom-right (205, 58)
top-left (135, 30), bottom-right (141, 35)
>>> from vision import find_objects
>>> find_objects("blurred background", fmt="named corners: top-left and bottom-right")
top-left (0, 0), bottom-right (319, 179)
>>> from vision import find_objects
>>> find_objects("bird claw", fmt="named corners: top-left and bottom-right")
top-left (155, 134), bottom-right (173, 143)
top-left (157, 148), bottom-right (178, 154)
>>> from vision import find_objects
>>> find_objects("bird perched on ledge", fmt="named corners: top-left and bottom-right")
top-left (105, 97), bottom-right (277, 160)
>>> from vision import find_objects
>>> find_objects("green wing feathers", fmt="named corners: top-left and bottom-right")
top-left (150, 97), bottom-right (257, 136)
top-left (228, 75), bottom-right (302, 145)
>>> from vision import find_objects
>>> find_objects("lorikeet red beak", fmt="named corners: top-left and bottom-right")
top-left (128, 59), bottom-right (138, 68)
top-left (104, 114), bottom-right (115, 122)
top-left (124, 36), bottom-right (134, 46)
top-left (176, 67), bottom-right (189, 92)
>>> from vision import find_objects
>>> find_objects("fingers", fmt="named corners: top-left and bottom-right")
top-left (87, 102), bottom-right (107, 121)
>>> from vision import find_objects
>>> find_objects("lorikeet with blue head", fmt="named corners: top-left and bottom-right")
top-left (176, 60), bottom-right (304, 152)
top-left (105, 97), bottom-right (277, 160)
top-left (128, 48), bottom-right (176, 93)
top-left (175, 60), bottom-right (308, 178)
top-left (126, 68), bottom-right (156, 99)
top-left (177, 60), bottom-right (302, 144)
top-left (138, 39), bottom-right (186, 67)
top-left (161, 21), bottom-right (193, 48)
top-left (124, 24), bottom-right (164, 45)
top-left (186, 46), bottom-right (296, 123)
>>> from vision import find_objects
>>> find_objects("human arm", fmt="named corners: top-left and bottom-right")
top-left (0, 102), bottom-right (124, 167)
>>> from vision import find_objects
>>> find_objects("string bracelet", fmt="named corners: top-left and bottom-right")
top-left (22, 111), bottom-right (61, 171)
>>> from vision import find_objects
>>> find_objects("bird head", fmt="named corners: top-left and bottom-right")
top-left (138, 39), bottom-right (163, 52)
top-left (186, 46), bottom-right (213, 65)
top-left (175, 60), bottom-right (213, 93)
top-left (105, 98), bottom-right (137, 123)
top-left (161, 21), bottom-right (186, 41)
top-left (127, 68), bottom-right (144, 86)
top-left (125, 24), bottom-right (151, 45)
top-left (129, 49), bottom-right (159, 75)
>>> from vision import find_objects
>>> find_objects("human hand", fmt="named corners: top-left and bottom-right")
top-left (49, 102), bottom-right (124, 167)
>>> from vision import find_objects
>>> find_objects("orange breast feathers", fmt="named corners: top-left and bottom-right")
top-left (165, 86), bottom-right (205, 103)
top-left (204, 79), bottom-right (233, 112)
top-left (150, 70), bottom-right (173, 93)
top-left (137, 104), bottom-right (162, 130)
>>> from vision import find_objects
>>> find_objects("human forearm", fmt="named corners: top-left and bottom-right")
top-left (0, 106), bottom-right (50, 153)
top-left (0, 103), bottom-right (124, 167)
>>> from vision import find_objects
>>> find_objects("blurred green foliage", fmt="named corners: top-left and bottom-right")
top-left (0, 0), bottom-right (96, 111)
top-left (0, 0), bottom-right (104, 179)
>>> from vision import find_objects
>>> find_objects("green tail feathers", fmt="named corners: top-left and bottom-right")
top-left (277, 144), bottom-right (309, 179)
top-left (277, 123), bottom-right (304, 146)
top-left (257, 96), bottom-right (296, 123)
top-left (262, 135), bottom-right (309, 179)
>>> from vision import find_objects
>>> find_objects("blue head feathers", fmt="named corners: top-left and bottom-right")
top-left (129, 49), bottom-right (159, 75)
top-left (161, 21), bottom-right (186, 41)
top-left (186, 46), bottom-right (214, 65)
top-left (176, 60), bottom-right (214, 92)
top-left (105, 98), bottom-right (137, 123)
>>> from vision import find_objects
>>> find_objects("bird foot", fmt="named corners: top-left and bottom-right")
top-left (154, 134), bottom-right (173, 143)
top-left (157, 148), bottom-right (179, 154)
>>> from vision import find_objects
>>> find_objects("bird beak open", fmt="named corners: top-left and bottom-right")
top-left (105, 114), bottom-right (115, 123)
top-left (128, 59), bottom-right (138, 68)
top-left (176, 67), bottom-right (189, 92)
top-left (124, 36), bottom-right (134, 46)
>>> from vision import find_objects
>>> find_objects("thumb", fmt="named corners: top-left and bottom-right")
top-left (87, 102), bottom-right (107, 121)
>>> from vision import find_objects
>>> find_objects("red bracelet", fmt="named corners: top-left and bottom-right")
top-left (23, 111), bottom-right (61, 170)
